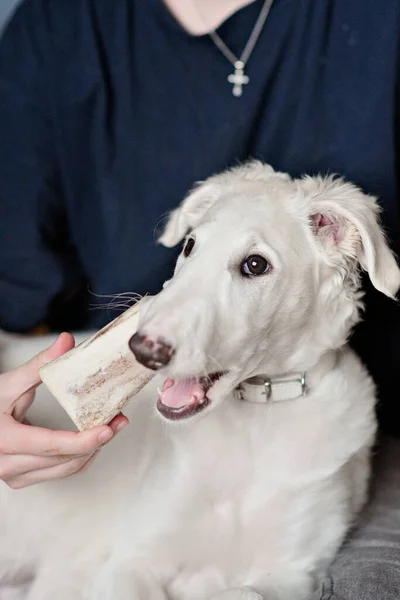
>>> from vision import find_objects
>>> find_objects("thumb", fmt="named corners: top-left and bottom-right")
top-left (2, 333), bottom-right (75, 403)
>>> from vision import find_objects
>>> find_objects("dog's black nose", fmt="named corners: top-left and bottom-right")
top-left (129, 333), bottom-right (175, 370)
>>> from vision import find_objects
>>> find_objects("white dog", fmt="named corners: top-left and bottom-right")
top-left (1, 162), bottom-right (399, 600)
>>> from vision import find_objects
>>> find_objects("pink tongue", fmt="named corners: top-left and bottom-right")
top-left (159, 377), bottom-right (205, 409)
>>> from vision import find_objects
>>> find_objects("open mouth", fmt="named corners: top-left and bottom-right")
top-left (157, 372), bottom-right (225, 421)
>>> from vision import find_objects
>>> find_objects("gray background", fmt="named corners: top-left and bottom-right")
top-left (0, 1), bottom-right (21, 35)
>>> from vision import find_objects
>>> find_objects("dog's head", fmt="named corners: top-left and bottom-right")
top-left (130, 162), bottom-right (400, 422)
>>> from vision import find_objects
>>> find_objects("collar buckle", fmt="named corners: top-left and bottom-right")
top-left (236, 373), bottom-right (307, 404)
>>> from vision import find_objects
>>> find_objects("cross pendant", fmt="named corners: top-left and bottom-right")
top-left (227, 60), bottom-right (249, 97)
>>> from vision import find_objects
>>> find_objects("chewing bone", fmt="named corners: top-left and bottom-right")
top-left (39, 297), bottom-right (155, 431)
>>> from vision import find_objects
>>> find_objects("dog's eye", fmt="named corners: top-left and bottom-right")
top-left (240, 255), bottom-right (271, 277)
top-left (183, 237), bottom-right (195, 257)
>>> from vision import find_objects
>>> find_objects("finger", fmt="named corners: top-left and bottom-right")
top-left (0, 414), bottom-right (114, 456)
top-left (5, 452), bottom-right (98, 489)
top-left (75, 450), bottom-right (100, 475)
top-left (108, 413), bottom-right (129, 435)
top-left (0, 451), bottom-right (92, 481)
top-left (2, 333), bottom-right (75, 402)
top-left (12, 388), bottom-right (36, 422)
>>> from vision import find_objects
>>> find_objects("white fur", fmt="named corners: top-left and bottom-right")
top-left (1, 162), bottom-right (399, 600)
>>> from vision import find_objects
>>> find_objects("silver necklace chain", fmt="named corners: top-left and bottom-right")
top-left (208, 0), bottom-right (274, 97)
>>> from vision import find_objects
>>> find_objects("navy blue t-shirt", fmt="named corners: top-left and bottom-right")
top-left (1, 0), bottom-right (400, 430)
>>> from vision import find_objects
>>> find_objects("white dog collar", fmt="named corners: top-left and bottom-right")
top-left (236, 373), bottom-right (307, 404)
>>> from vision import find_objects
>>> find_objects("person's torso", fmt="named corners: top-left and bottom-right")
top-left (44, 0), bottom-right (399, 298)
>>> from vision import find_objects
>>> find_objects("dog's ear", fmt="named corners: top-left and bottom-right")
top-left (158, 182), bottom-right (219, 248)
top-left (302, 176), bottom-right (400, 298)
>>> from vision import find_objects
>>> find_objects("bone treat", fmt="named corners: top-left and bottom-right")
top-left (39, 297), bottom-right (154, 431)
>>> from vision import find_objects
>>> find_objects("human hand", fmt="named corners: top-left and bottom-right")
top-left (0, 333), bottom-right (128, 489)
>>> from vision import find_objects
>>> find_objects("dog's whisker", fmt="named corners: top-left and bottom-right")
top-left (89, 301), bottom-right (133, 308)
top-left (89, 292), bottom-right (143, 299)
top-left (89, 302), bottom-right (137, 312)
top-left (87, 288), bottom-right (143, 300)
top-left (87, 290), bottom-right (145, 316)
